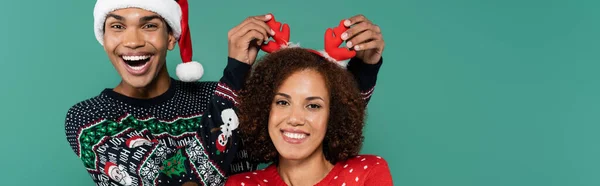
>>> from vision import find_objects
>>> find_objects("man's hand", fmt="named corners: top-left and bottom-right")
top-left (228, 14), bottom-right (275, 65)
top-left (341, 14), bottom-right (385, 64)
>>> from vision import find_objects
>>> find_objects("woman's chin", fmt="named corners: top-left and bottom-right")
top-left (278, 149), bottom-right (311, 161)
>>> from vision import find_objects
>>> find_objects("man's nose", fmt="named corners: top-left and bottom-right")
top-left (123, 29), bottom-right (145, 49)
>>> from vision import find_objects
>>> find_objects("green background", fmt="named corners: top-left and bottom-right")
top-left (0, 0), bottom-right (598, 185)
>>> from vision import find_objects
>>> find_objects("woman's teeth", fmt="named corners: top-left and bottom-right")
top-left (283, 132), bottom-right (307, 139)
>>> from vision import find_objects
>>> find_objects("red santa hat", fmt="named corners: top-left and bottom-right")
top-left (93, 0), bottom-right (204, 82)
top-left (125, 136), bottom-right (151, 148)
top-left (104, 162), bottom-right (118, 176)
top-left (261, 14), bottom-right (356, 67)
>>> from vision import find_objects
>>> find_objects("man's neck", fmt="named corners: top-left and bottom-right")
top-left (113, 68), bottom-right (171, 99)
top-left (278, 149), bottom-right (334, 186)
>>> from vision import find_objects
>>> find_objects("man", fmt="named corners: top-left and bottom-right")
top-left (65, 0), bottom-right (385, 185)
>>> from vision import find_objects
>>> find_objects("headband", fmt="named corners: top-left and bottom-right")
top-left (260, 14), bottom-right (357, 66)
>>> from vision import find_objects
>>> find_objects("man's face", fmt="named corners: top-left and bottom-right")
top-left (103, 8), bottom-right (176, 88)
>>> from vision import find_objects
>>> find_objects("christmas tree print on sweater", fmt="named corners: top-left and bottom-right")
top-left (160, 149), bottom-right (187, 178)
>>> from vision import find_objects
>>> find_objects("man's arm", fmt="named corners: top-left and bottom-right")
top-left (195, 57), bottom-right (251, 177)
top-left (341, 14), bottom-right (386, 106)
top-left (206, 13), bottom-right (274, 176)
top-left (347, 57), bottom-right (383, 105)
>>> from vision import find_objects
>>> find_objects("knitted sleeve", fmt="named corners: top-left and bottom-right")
top-left (346, 57), bottom-right (383, 105)
top-left (195, 57), bottom-right (252, 177)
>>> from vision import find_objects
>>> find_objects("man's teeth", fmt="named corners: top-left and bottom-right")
top-left (283, 132), bottom-right (307, 139)
top-left (122, 55), bottom-right (150, 61)
top-left (130, 64), bottom-right (146, 70)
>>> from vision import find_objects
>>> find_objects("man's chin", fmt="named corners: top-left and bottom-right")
top-left (121, 75), bottom-right (154, 89)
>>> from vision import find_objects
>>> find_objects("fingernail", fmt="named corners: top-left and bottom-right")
top-left (341, 33), bottom-right (348, 40)
top-left (346, 41), bottom-right (353, 48)
top-left (266, 14), bottom-right (272, 20)
top-left (270, 29), bottom-right (276, 35)
top-left (354, 45), bottom-right (360, 51)
top-left (344, 20), bottom-right (351, 27)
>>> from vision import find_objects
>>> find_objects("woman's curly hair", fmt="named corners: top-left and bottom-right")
top-left (238, 48), bottom-right (366, 165)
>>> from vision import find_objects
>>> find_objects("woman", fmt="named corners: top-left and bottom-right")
top-left (225, 48), bottom-right (393, 186)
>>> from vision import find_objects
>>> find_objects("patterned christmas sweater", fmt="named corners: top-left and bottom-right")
top-left (65, 57), bottom-right (382, 186)
top-left (225, 155), bottom-right (393, 186)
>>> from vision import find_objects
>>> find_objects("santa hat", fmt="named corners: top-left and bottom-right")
top-left (104, 162), bottom-right (118, 176)
top-left (93, 0), bottom-right (204, 82)
top-left (125, 136), bottom-right (150, 148)
top-left (261, 14), bottom-right (356, 67)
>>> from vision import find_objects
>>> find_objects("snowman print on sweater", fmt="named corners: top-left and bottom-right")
top-left (215, 108), bottom-right (239, 154)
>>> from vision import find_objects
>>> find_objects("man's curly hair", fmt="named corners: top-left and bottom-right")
top-left (238, 48), bottom-right (366, 165)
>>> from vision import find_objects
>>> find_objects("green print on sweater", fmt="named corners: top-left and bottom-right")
top-left (78, 114), bottom-right (202, 169)
top-left (160, 149), bottom-right (188, 178)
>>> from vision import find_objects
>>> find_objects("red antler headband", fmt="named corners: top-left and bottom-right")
top-left (260, 14), bottom-right (356, 66)
top-left (261, 14), bottom-right (290, 53)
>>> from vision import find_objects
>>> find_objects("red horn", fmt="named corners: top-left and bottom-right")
top-left (323, 20), bottom-right (356, 61)
top-left (261, 14), bottom-right (291, 53)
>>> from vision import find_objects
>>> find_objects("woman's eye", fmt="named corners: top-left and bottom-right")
top-left (276, 100), bottom-right (289, 105)
top-left (307, 104), bottom-right (321, 109)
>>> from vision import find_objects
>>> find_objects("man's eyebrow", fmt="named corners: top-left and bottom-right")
top-left (140, 15), bottom-right (162, 22)
top-left (105, 14), bottom-right (162, 23)
top-left (106, 13), bottom-right (124, 21)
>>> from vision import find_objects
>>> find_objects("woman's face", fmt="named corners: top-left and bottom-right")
top-left (268, 69), bottom-right (330, 161)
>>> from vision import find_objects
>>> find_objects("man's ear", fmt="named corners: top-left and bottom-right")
top-left (167, 33), bottom-right (176, 51)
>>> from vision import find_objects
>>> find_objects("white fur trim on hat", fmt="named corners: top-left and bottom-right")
top-left (315, 50), bottom-right (349, 68)
top-left (126, 136), bottom-right (150, 148)
top-left (106, 164), bottom-right (118, 173)
top-left (104, 162), bottom-right (118, 176)
top-left (93, 0), bottom-right (182, 46)
top-left (176, 61), bottom-right (204, 82)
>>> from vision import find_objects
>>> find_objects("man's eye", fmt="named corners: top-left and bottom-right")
top-left (111, 25), bottom-right (124, 29)
top-left (143, 24), bottom-right (158, 29)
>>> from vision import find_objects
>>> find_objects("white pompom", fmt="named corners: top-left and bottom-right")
top-left (176, 61), bottom-right (204, 82)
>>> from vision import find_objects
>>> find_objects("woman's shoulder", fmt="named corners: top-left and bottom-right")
top-left (342, 154), bottom-right (389, 167)
top-left (225, 164), bottom-right (280, 186)
top-left (320, 154), bottom-right (393, 185)
top-left (335, 154), bottom-right (390, 175)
